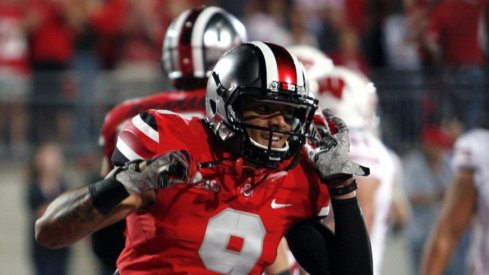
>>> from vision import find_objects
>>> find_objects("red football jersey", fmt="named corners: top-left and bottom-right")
top-left (114, 110), bottom-right (330, 274)
top-left (99, 89), bottom-right (206, 164)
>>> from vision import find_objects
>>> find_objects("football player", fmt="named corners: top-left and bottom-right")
top-left (96, 6), bottom-right (294, 275)
top-left (99, 5), bottom-right (247, 176)
top-left (421, 118), bottom-right (489, 274)
top-left (35, 42), bottom-right (373, 274)
top-left (290, 45), bottom-right (396, 275)
top-left (94, 5), bottom-right (246, 273)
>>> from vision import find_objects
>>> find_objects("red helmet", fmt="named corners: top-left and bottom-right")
top-left (162, 6), bottom-right (247, 90)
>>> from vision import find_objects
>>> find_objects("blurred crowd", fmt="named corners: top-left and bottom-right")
top-left (0, 0), bottom-right (487, 159)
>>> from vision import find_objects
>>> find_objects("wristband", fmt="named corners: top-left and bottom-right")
top-left (324, 174), bottom-right (353, 186)
top-left (88, 177), bottom-right (129, 215)
top-left (328, 180), bottom-right (358, 196)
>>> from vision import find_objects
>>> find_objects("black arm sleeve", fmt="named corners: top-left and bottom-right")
top-left (286, 197), bottom-right (373, 275)
top-left (329, 197), bottom-right (373, 275)
top-left (286, 219), bottom-right (333, 275)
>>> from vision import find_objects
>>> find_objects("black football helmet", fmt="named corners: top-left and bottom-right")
top-left (206, 41), bottom-right (318, 168)
top-left (162, 6), bottom-right (247, 90)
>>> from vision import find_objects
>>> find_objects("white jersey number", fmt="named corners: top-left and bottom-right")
top-left (198, 208), bottom-right (266, 274)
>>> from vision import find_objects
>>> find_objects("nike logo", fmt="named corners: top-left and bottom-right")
top-left (271, 199), bottom-right (292, 209)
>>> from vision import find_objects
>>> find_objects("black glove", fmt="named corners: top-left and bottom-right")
top-left (307, 109), bottom-right (369, 185)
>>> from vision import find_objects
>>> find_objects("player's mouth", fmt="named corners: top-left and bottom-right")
top-left (260, 134), bottom-right (286, 148)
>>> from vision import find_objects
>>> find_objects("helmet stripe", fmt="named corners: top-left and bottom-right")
top-left (191, 6), bottom-right (223, 78)
top-left (290, 50), bottom-right (306, 88)
top-left (251, 41), bottom-right (278, 89)
top-left (267, 43), bottom-right (298, 86)
top-left (164, 9), bottom-right (190, 78)
top-left (177, 8), bottom-right (203, 77)
top-left (250, 41), bottom-right (304, 89)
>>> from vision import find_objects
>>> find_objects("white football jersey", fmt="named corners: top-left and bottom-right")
top-left (349, 128), bottom-right (396, 275)
top-left (451, 129), bottom-right (489, 275)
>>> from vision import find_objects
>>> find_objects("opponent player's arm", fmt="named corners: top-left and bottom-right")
top-left (420, 168), bottom-right (476, 275)
top-left (287, 177), bottom-right (373, 275)
top-left (265, 238), bottom-right (292, 275)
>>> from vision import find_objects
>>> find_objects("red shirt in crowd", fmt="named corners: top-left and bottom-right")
top-left (427, 0), bottom-right (487, 67)
top-left (28, 0), bottom-right (74, 64)
top-left (0, 3), bottom-right (30, 74)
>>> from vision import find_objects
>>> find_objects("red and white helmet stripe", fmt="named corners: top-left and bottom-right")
top-left (165, 7), bottom-right (204, 78)
top-left (250, 41), bottom-right (308, 94)
top-left (165, 6), bottom-right (246, 79)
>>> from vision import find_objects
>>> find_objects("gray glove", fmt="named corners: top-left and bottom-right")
top-left (308, 109), bottom-right (369, 185)
top-left (109, 150), bottom-right (193, 194)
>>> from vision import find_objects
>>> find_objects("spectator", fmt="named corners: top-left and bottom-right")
top-left (382, 0), bottom-right (423, 70)
top-left (315, 4), bottom-right (341, 54)
top-left (380, 1), bottom-right (428, 153)
top-left (288, 7), bottom-right (319, 47)
top-left (26, 0), bottom-right (76, 145)
top-left (0, 0), bottom-right (30, 158)
top-left (69, 0), bottom-right (127, 154)
top-left (329, 26), bottom-right (370, 75)
top-left (403, 126), bottom-right (470, 275)
top-left (387, 149), bottom-right (411, 234)
top-left (108, 0), bottom-right (176, 101)
top-left (26, 142), bottom-right (72, 275)
top-left (245, 0), bottom-right (293, 45)
top-left (423, 0), bottom-right (488, 130)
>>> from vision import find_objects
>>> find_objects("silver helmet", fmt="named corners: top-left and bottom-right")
top-left (206, 41), bottom-right (318, 168)
top-left (162, 6), bottom-right (247, 90)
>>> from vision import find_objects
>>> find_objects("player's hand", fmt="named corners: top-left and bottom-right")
top-left (110, 150), bottom-right (193, 194)
top-left (307, 109), bottom-right (369, 185)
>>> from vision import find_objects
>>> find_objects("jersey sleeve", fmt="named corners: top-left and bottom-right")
top-left (99, 105), bottom-right (130, 161)
top-left (451, 132), bottom-right (480, 171)
top-left (111, 111), bottom-right (159, 167)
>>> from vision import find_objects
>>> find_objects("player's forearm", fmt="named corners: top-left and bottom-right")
top-left (420, 228), bottom-right (458, 275)
top-left (331, 195), bottom-right (373, 275)
top-left (35, 186), bottom-right (136, 249)
top-left (420, 245), bottom-right (449, 275)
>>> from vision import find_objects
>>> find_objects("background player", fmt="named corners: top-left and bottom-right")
top-left (291, 44), bottom-right (395, 275)
top-left (99, 5), bottom-right (247, 175)
top-left (420, 116), bottom-right (489, 274)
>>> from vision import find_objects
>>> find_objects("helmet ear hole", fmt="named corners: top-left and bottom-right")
top-left (209, 99), bottom-right (217, 115)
